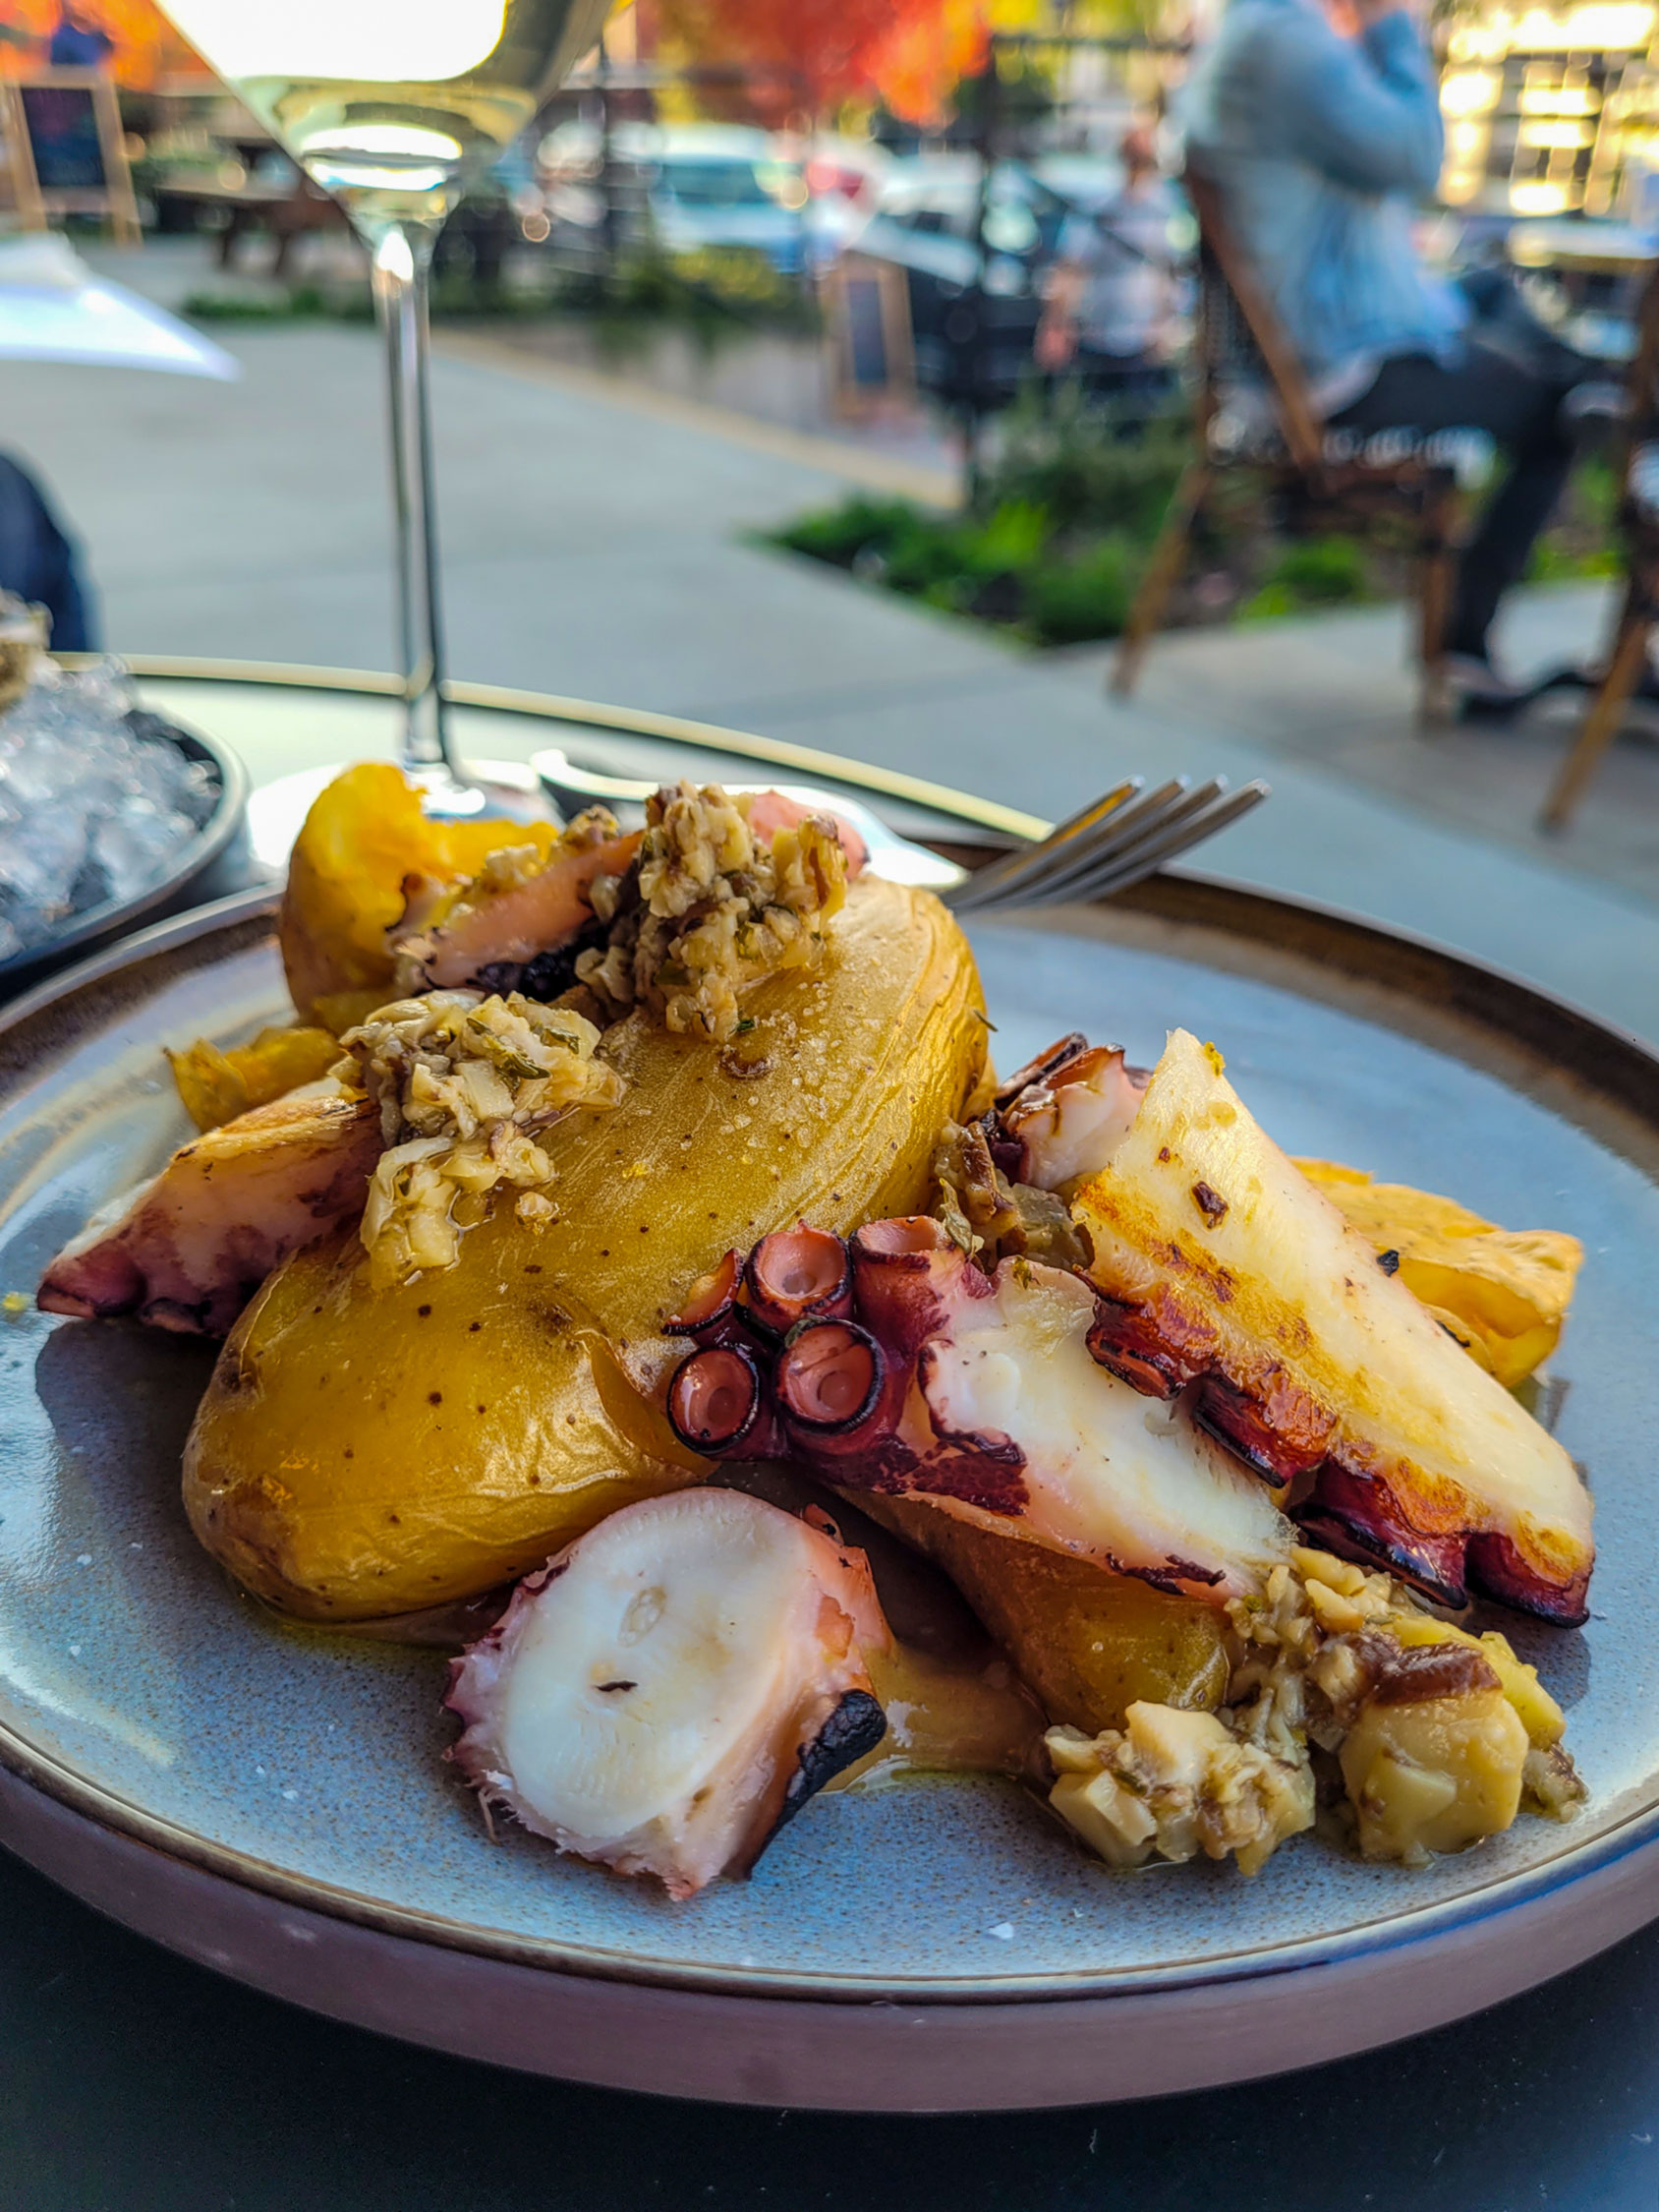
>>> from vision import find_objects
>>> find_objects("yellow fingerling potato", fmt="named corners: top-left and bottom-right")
top-left (280, 762), bottom-right (564, 1023)
top-left (1295, 1159), bottom-right (1582, 1389)
top-left (863, 1495), bottom-right (1230, 1734)
top-left (1382, 1606), bottom-right (1566, 1750)
top-left (167, 1026), bottom-right (343, 1134)
top-left (1341, 1688), bottom-right (1528, 1862)
top-left (185, 878), bottom-right (990, 1620)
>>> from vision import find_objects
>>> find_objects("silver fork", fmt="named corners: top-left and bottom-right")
top-left (530, 748), bottom-right (1269, 915)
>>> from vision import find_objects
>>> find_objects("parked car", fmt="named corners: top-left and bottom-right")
top-left (536, 121), bottom-right (865, 273)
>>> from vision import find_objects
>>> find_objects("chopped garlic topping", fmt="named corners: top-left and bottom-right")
top-left (1047, 1705), bottom-right (1314, 1878)
top-left (339, 990), bottom-right (623, 1287)
top-left (577, 781), bottom-right (847, 1043)
top-left (1048, 1543), bottom-right (1584, 1877)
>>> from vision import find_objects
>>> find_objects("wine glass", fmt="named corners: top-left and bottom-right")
top-left (155, 0), bottom-right (614, 844)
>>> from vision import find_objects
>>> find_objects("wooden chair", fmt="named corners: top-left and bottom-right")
top-left (1538, 258), bottom-right (1659, 833)
top-left (1112, 163), bottom-right (1473, 721)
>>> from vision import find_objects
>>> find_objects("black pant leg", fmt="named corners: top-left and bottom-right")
top-left (1330, 340), bottom-right (1584, 658)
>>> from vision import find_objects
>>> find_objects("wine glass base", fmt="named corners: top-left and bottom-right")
top-left (247, 759), bottom-right (556, 873)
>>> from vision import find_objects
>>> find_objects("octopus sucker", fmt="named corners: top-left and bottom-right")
top-left (666, 1218), bottom-right (1294, 1601)
top-left (775, 1319), bottom-right (886, 1434)
top-left (37, 1091), bottom-right (378, 1337)
top-left (1069, 1029), bottom-right (1594, 1623)
top-left (665, 1339), bottom-right (779, 1457)
top-left (443, 1489), bottom-right (890, 1899)
top-left (743, 1224), bottom-right (854, 1337)
top-left (663, 1249), bottom-right (746, 1341)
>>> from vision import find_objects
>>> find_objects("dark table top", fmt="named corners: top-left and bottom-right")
top-left (6, 1835), bottom-right (1659, 2212)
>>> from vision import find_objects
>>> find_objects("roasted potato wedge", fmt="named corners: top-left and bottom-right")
top-left (167, 1026), bottom-right (344, 1134)
top-left (863, 1495), bottom-right (1230, 1734)
top-left (1294, 1159), bottom-right (1582, 1389)
top-left (280, 763), bottom-right (564, 1023)
top-left (186, 878), bottom-right (989, 1620)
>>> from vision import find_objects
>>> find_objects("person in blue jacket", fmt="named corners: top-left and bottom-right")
top-left (1183, 0), bottom-right (1613, 711)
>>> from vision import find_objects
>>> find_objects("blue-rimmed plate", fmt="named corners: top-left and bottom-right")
top-left (0, 861), bottom-right (1655, 2113)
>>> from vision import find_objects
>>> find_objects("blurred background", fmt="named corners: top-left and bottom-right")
top-left (1, 0), bottom-right (1657, 1004)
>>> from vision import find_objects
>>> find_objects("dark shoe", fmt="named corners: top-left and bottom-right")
top-left (1445, 650), bottom-right (1535, 721)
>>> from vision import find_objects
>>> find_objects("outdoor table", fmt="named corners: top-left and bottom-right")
top-left (7, 667), bottom-right (1659, 2211)
top-left (1507, 214), bottom-right (1656, 362)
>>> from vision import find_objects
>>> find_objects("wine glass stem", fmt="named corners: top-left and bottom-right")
top-left (371, 222), bottom-right (457, 779)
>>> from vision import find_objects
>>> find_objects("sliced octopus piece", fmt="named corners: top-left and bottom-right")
top-left (404, 826), bottom-right (644, 992)
top-left (673, 1220), bottom-right (1294, 1604)
top-left (1072, 1027), bottom-right (1595, 1622)
top-left (38, 1090), bottom-right (378, 1337)
top-left (444, 1488), bottom-right (889, 1899)
top-left (404, 791), bottom-right (867, 996)
top-left (995, 1044), bottom-right (1148, 1192)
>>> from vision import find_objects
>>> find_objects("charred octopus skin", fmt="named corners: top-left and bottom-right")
top-left (989, 1039), bottom-right (1149, 1193)
top-left (665, 1216), bottom-right (1294, 1601)
top-left (444, 1488), bottom-right (889, 1898)
top-left (38, 1091), bottom-right (378, 1337)
top-left (1070, 1030), bottom-right (1595, 1624)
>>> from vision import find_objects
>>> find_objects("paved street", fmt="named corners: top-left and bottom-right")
top-left (9, 260), bottom-right (1656, 1039)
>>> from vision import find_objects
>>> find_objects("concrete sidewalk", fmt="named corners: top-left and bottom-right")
top-left (9, 298), bottom-right (1656, 1042)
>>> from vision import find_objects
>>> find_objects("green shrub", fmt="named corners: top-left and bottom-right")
top-left (970, 498), bottom-right (1052, 574)
top-left (1239, 535), bottom-right (1369, 619)
top-left (1528, 455), bottom-right (1622, 582)
top-left (184, 285), bottom-right (333, 322)
top-left (986, 384), bottom-right (1191, 538)
top-left (882, 516), bottom-right (984, 599)
top-left (772, 497), bottom-right (914, 568)
top-left (1023, 534), bottom-right (1144, 644)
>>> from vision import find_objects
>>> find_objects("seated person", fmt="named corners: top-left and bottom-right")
top-left (1181, 0), bottom-right (1614, 709)
top-left (0, 454), bottom-right (97, 654)
top-left (1036, 122), bottom-right (1181, 402)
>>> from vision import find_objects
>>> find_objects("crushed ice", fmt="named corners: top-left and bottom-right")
top-left (0, 658), bottom-right (216, 961)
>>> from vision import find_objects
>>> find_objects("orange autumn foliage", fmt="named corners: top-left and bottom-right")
top-left (0, 0), bottom-right (210, 87)
top-left (657, 0), bottom-right (992, 125)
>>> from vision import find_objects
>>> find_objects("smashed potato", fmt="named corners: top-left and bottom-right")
top-left (865, 1496), bottom-right (1230, 1735)
top-left (186, 876), bottom-right (991, 1619)
top-left (1296, 1159), bottom-right (1582, 1388)
top-left (280, 763), bottom-right (562, 1023)
top-left (166, 1026), bottom-right (343, 1134)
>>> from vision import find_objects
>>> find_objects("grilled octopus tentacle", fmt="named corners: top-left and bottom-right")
top-left (1070, 1028), bottom-right (1595, 1625)
top-left (665, 1221), bottom-right (1293, 1603)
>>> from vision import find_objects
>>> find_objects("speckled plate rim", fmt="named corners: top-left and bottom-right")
top-left (4, 871), bottom-right (1659, 2024)
top-left (6, 1759), bottom-right (1659, 2111)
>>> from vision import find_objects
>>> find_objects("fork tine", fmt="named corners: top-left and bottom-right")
top-left (948, 778), bottom-right (1182, 913)
top-left (954, 778), bottom-right (1199, 912)
top-left (1049, 783), bottom-right (1270, 905)
top-left (1031, 778), bottom-right (1230, 900)
top-left (990, 777), bottom-right (1215, 907)
top-left (947, 778), bottom-right (1142, 909)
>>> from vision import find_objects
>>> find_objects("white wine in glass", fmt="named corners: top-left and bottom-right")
top-left (159, 0), bottom-right (614, 821)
